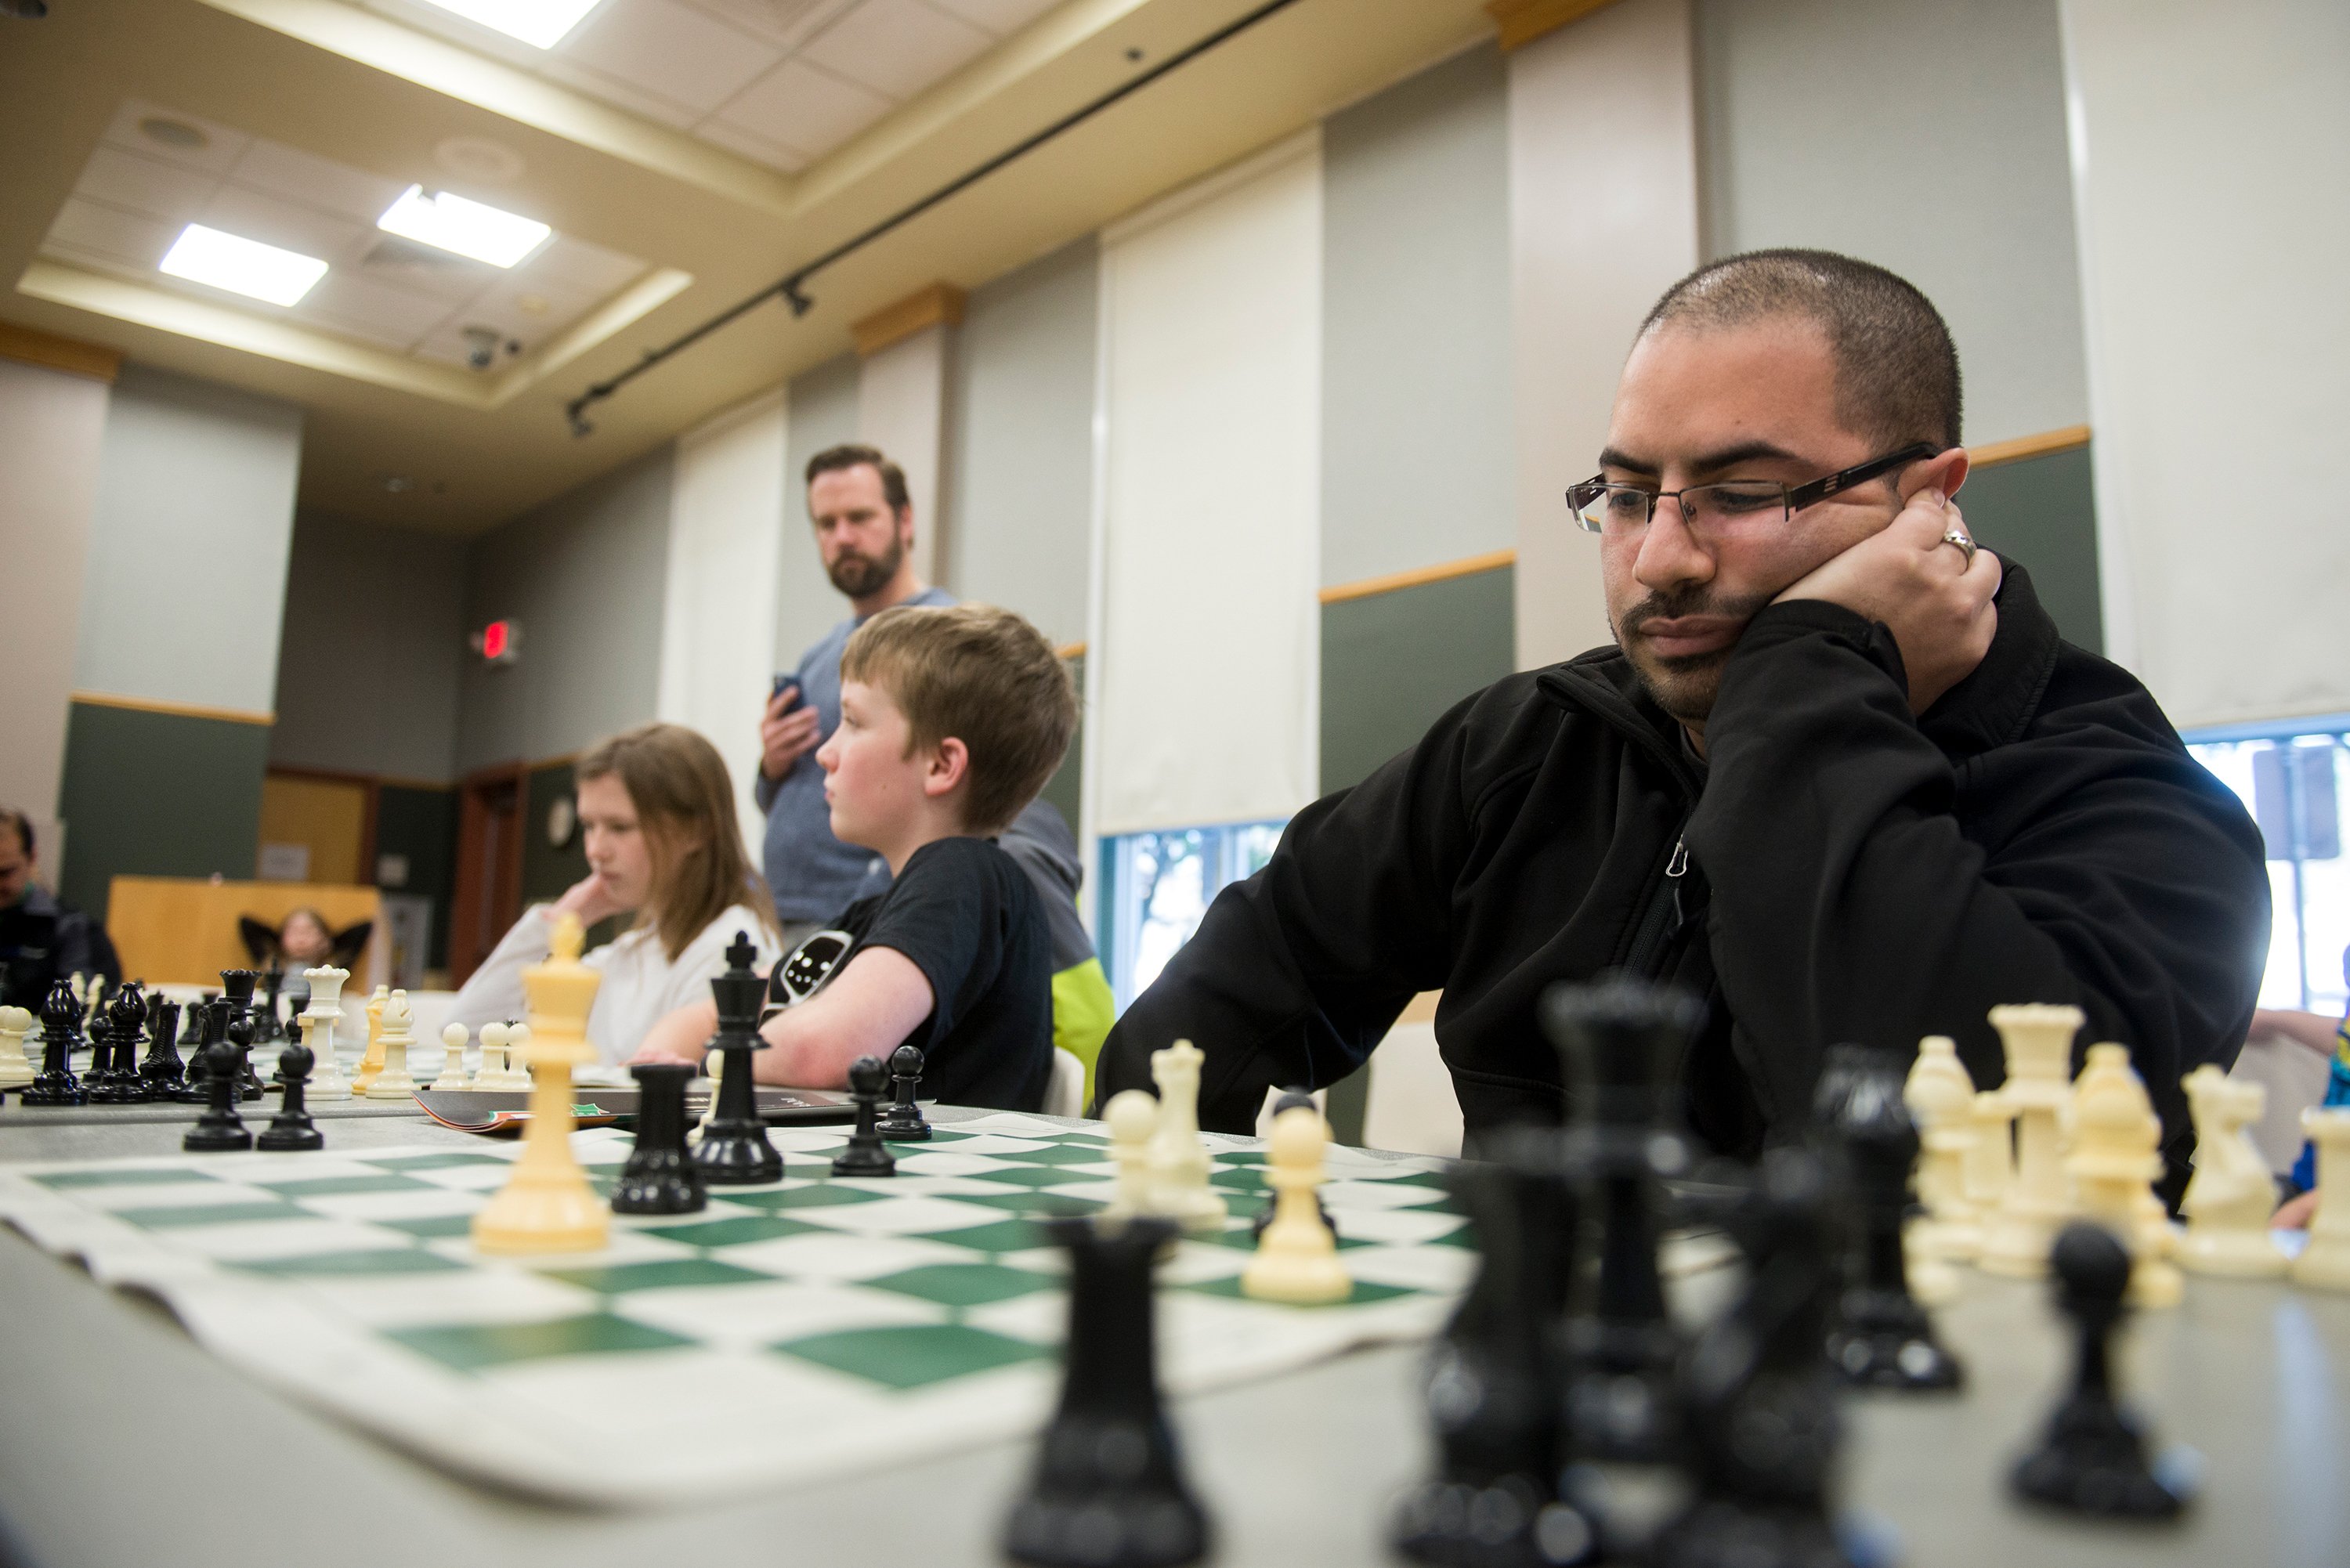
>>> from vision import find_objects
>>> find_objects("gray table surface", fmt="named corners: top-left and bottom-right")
top-left (3, 1111), bottom-right (2348, 1568)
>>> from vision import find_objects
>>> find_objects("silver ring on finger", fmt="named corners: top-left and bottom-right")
top-left (1941, 526), bottom-right (1977, 566)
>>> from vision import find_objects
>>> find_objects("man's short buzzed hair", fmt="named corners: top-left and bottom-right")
top-left (1640, 249), bottom-right (1962, 452)
top-left (0, 809), bottom-right (31, 858)
top-left (805, 443), bottom-right (910, 515)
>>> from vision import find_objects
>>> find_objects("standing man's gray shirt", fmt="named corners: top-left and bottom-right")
top-left (757, 585), bottom-right (956, 923)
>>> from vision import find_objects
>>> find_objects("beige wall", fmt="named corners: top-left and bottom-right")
top-left (1507, 0), bottom-right (1701, 671)
top-left (0, 356), bottom-right (110, 858)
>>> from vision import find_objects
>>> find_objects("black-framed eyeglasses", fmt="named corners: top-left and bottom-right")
top-left (1565, 442), bottom-right (1935, 537)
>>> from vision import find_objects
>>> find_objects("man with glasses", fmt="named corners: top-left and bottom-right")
top-left (1099, 249), bottom-right (2268, 1195)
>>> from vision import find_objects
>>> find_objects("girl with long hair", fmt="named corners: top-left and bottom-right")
top-left (450, 724), bottom-right (779, 1064)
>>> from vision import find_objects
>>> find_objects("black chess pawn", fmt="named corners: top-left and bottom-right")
top-left (874, 1043), bottom-right (932, 1141)
top-left (692, 931), bottom-right (783, 1184)
top-left (183, 1024), bottom-right (255, 1152)
top-left (1540, 976), bottom-right (1701, 1464)
top-left (1004, 1215), bottom-right (1210, 1568)
top-left (258, 1037), bottom-right (324, 1151)
top-left (80, 997), bottom-right (124, 1100)
top-left (219, 970), bottom-right (265, 1099)
top-left (20, 980), bottom-right (89, 1106)
top-left (142, 994), bottom-right (186, 1096)
top-left (169, 996), bottom-right (212, 1103)
top-left (830, 1056), bottom-right (898, 1176)
top-left (2010, 1220), bottom-right (2190, 1519)
top-left (1815, 1043), bottom-right (1961, 1392)
top-left (90, 985), bottom-right (154, 1104)
top-left (1393, 1130), bottom-right (1600, 1568)
top-left (1650, 1149), bottom-right (1856, 1568)
top-left (613, 1062), bottom-right (707, 1214)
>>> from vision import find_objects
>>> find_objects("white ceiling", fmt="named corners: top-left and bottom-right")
top-left (41, 99), bottom-right (651, 368)
top-left (367, 0), bottom-right (1062, 173)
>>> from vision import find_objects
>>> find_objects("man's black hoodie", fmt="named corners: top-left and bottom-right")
top-left (1097, 564), bottom-right (2269, 1190)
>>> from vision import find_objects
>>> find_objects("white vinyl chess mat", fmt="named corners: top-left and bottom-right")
top-left (0, 1115), bottom-right (1473, 1506)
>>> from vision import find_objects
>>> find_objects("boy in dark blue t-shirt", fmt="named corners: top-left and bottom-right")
top-left (635, 604), bottom-right (1077, 1111)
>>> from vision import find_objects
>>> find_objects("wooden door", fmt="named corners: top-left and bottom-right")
top-left (258, 770), bottom-right (377, 885)
top-left (447, 764), bottom-right (526, 986)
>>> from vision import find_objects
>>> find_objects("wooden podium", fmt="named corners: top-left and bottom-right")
top-left (106, 876), bottom-right (388, 992)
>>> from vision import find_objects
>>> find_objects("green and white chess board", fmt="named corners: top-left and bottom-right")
top-left (0, 1114), bottom-right (1471, 1505)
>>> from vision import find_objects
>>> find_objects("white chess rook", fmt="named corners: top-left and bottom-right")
top-left (2293, 1108), bottom-right (2350, 1293)
top-left (302, 965), bottom-right (349, 1100)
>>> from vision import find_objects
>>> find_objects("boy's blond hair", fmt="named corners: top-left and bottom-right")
top-left (841, 603), bottom-right (1078, 834)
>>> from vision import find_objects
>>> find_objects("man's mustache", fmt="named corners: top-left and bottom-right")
top-left (1617, 587), bottom-right (1773, 638)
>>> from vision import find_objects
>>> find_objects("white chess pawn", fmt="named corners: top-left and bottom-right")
top-left (302, 965), bottom-right (350, 1100)
top-left (2292, 1108), bottom-right (2350, 1293)
top-left (1241, 1104), bottom-right (1350, 1304)
top-left (1101, 1089), bottom-right (1160, 1222)
top-left (0, 1005), bottom-right (34, 1089)
top-left (696, 1044), bottom-right (723, 1135)
top-left (1904, 1035), bottom-right (1981, 1263)
top-left (431, 1022), bottom-right (473, 1092)
top-left (475, 1022), bottom-right (508, 1087)
top-left (1979, 1004), bottom-right (2083, 1277)
top-left (1145, 1040), bottom-right (1227, 1231)
top-left (364, 989), bottom-right (419, 1097)
top-left (496, 1024), bottom-right (534, 1090)
top-left (2176, 1065), bottom-right (2287, 1278)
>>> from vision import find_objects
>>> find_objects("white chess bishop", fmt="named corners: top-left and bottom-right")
top-left (364, 990), bottom-right (420, 1098)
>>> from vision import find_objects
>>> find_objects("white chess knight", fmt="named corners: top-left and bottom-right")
top-left (1979, 1003), bottom-right (2084, 1277)
top-left (1145, 1039), bottom-right (1227, 1230)
top-left (301, 965), bottom-right (349, 1100)
top-left (364, 990), bottom-right (420, 1097)
top-left (431, 1023), bottom-right (473, 1092)
top-left (2176, 1064), bottom-right (2287, 1278)
top-left (2293, 1108), bottom-right (2350, 1293)
top-left (0, 1004), bottom-right (34, 1089)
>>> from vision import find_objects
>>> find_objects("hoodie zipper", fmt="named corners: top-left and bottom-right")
top-left (1620, 833), bottom-right (1691, 979)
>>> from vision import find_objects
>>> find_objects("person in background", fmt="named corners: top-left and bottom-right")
top-left (450, 724), bottom-right (780, 1065)
top-left (278, 907), bottom-right (334, 966)
top-left (0, 807), bottom-right (120, 1006)
top-left (644, 604), bottom-right (1077, 1111)
top-left (2269, 945), bottom-right (2350, 1230)
top-left (756, 442), bottom-right (1114, 1074)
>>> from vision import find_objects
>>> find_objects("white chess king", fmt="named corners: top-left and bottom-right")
top-left (473, 912), bottom-right (608, 1255)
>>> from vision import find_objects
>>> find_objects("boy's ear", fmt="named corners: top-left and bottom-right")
top-left (922, 736), bottom-right (971, 802)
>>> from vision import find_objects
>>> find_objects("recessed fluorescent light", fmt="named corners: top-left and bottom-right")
top-left (415, 0), bottom-right (604, 49)
top-left (158, 224), bottom-right (328, 306)
top-left (377, 186), bottom-right (551, 269)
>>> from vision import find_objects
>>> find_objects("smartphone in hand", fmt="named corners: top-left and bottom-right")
top-left (771, 675), bottom-right (801, 710)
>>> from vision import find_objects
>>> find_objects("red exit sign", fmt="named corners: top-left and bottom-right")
top-left (472, 619), bottom-right (521, 664)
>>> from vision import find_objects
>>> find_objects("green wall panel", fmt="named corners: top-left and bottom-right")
top-left (1320, 565), bottom-right (1517, 795)
top-left (374, 784), bottom-right (457, 970)
top-left (57, 702), bottom-right (271, 923)
top-left (1961, 443), bottom-right (2102, 653)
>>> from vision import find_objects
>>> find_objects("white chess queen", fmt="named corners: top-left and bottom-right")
top-left (448, 724), bottom-right (781, 1065)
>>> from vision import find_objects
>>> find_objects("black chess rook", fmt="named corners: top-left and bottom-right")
top-left (614, 1062), bottom-right (707, 1215)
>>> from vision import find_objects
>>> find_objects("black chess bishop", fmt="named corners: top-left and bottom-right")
top-left (20, 979), bottom-right (89, 1107)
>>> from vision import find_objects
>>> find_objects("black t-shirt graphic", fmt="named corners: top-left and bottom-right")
top-left (778, 836), bottom-right (1053, 1112)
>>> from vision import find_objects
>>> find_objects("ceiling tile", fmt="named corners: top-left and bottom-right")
top-left (519, 234), bottom-right (646, 297)
top-left (99, 99), bottom-right (249, 178)
top-left (684, 0), bottom-right (846, 49)
top-left (284, 302), bottom-right (427, 353)
top-left (801, 0), bottom-right (992, 99)
top-left (297, 271), bottom-right (459, 341)
top-left (352, 233), bottom-right (503, 302)
top-left (713, 59), bottom-right (892, 159)
top-left (559, 0), bottom-right (782, 114)
top-left (922, 0), bottom-right (1056, 33)
top-left (446, 277), bottom-right (599, 345)
top-left (692, 117), bottom-right (808, 172)
top-left (230, 139), bottom-right (413, 226)
top-left (44, 199), bottom-right (182, 270)
top-left (76, 146), bottom-right (217, 224)
top-left (201, 185), bottom-right (371, 265)
top-left (538, 56), bottom-right (705, 129)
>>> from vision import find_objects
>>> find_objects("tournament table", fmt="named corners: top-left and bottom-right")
top-left (2, 1104), bottom-right (2347, 1568)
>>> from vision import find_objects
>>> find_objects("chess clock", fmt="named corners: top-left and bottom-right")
top-left (471, 618), bottom-right (521, 665)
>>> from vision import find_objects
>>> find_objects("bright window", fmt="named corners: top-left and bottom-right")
top-left (2187, 724), bottom-right (2350, 1016)
top-left (1098, 821), bottom-right (1286, 1010)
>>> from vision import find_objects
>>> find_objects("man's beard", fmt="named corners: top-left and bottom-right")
top-left (1612, 586), bottom-right (1772, 724)
top-left (827, 537), bottom-right (904, 598)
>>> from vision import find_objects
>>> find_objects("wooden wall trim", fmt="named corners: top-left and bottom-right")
top-left (851, 283), bottom-right (967, 357)
top-left (0, 321), bottom-right (122, 383)
top-left (1055, 641), bottom-right (1087, 660)
top-left (1486, 0), bottom-right (1623, 52)
top-left (1319, 547), bottom-right (1517, 606)
top-left (1969, 424), bottom-right (2091, 469)
top-left (72, 689), bottom-right (273, 726)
